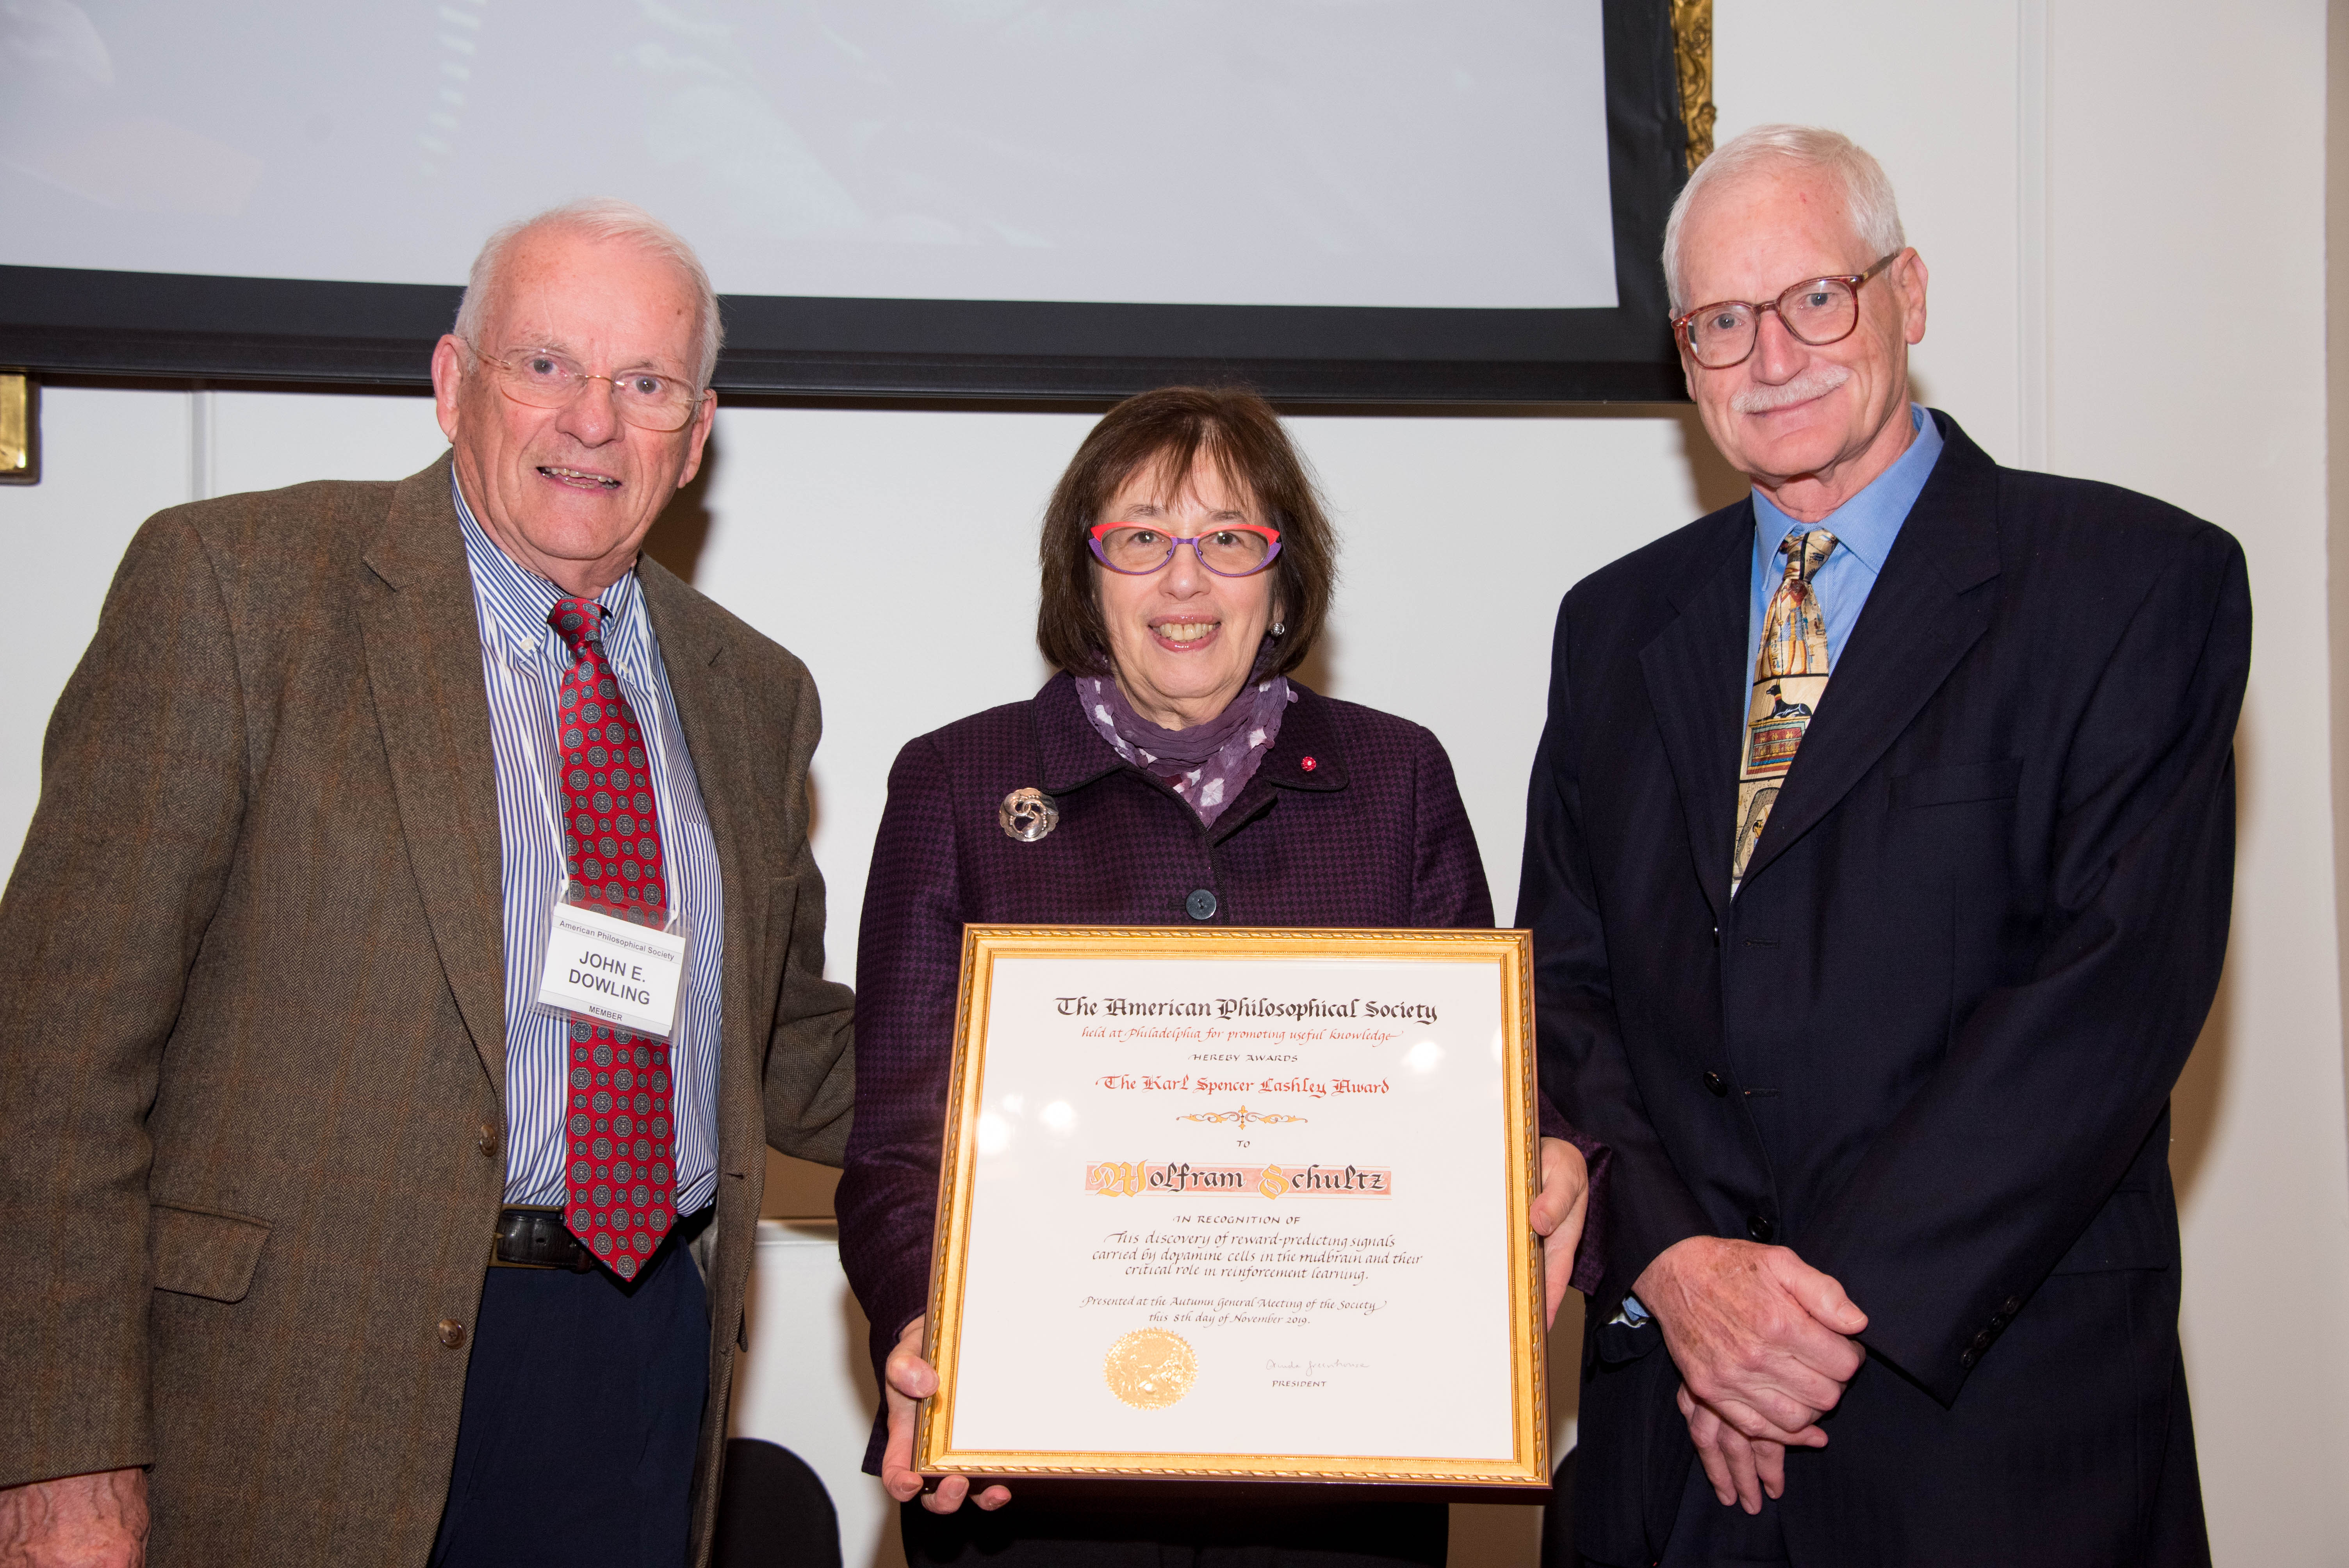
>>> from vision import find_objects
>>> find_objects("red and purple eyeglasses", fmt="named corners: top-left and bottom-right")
top-left (1087, 520), bottom-right (1283, 577)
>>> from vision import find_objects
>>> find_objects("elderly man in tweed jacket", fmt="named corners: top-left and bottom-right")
top-left (0, 201), bottom-right (853, 1567)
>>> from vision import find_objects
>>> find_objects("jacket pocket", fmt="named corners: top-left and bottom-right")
top-left (150, 1201), bottom-right (271, 1303)
top-left (1893, 756), bottom-right (2024, 808)
top-left (2049, 1187), bottom-right (2171, 1274)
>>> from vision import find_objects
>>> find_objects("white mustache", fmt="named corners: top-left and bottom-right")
top-left (1731, 365), bottom-right (1852, 414)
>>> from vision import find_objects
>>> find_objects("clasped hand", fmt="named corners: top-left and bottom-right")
top-left (1633, 1236), bottom-right (1868, 1515)
top-left (887, 1137), bottom-right (1592, 1515)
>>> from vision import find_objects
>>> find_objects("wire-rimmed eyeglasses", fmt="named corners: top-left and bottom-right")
top-left (1672, 253), bottom-right (1902, 369)
top-left (471, 345), bottom-right (707, 432)
top-left (1087, 520), bottom-right (1283, 577)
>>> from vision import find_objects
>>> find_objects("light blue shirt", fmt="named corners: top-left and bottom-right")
top-left (1746, 403), bottom-right (1944, 676)
top-left (454, 477), bottom-right (727, 1215)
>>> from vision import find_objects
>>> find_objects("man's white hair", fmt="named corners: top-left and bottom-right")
top-left (1661, 125), bottom-right (1905, 316)
top-left (452, 197), bottom-right (724, 388)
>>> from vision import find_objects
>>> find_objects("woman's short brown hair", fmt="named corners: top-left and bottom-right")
top-left (1035, 386), bottom-right (1337, 679)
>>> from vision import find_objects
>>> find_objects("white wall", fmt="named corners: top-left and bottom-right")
top-left (5, 4), bottom-right (2347, 1563)
top-left (2051, 6), bottom-right (2349, 1552)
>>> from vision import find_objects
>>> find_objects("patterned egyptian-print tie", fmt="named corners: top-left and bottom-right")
top-left (1732, 529), bottom-right (1837, 893)
top-left (549, 597), bottom-right (677, 1281)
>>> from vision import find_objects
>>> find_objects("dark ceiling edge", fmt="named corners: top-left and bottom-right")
top-left (0, 332), bottom-right (1686, 405)
top-left (16, 368), bottom-right (1695, 419)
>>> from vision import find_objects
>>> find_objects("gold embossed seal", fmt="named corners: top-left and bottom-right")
top-left (1103, 1328), bottom-right (1198, 1409)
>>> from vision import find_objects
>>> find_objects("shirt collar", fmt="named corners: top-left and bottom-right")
top-left (1751, 402), bottom-right (1943, 574)
top-left (453, 471), bottom-right (650, 679)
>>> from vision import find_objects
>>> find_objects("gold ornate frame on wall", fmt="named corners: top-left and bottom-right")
top-left (0, 374), bottom-right (37, 486)
top-left (1671, 0), bottom-right (1716, 170)
top-left (913, 925), bottom-right (1549, 1487)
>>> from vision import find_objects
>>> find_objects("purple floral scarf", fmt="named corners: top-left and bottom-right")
top-left (1076, 663), bottom-right (1295, 827)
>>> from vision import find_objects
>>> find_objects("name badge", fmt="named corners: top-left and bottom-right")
top-left (536, 898), bottom-right (689, 1040)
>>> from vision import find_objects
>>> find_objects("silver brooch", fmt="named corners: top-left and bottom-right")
top-left (1000, 787), bottom-right (1059, 843)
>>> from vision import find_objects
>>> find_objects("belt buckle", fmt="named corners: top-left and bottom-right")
top-left (491, 1206), bottom-right (590, 1271)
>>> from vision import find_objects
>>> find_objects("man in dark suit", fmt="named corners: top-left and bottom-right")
top-left (1519, 125), bottom-right (2248, 1566)
top-left (0, 201), bottom-right (853, 1566)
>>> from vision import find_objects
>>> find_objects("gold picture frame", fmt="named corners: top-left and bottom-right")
top-left (1670, 0), bottom-right (1716, 170)
top-left (0, 373), bottom-right (37, 486)
top-left (913, 925), bottom-right (1549, 1487)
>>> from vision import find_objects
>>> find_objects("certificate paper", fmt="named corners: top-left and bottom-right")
top-left (916, 927), bottom-right (1547, 1487)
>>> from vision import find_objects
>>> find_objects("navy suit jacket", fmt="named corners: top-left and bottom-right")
top-left (1518, 415), bottom-right (2248, 1565)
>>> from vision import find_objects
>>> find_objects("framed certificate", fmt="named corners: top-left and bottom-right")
top-left (914, 926), bottom-right (1549, 1487)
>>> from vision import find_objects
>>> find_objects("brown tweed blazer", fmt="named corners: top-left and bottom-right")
top-left (0, 455), bottom-right (855, 1566)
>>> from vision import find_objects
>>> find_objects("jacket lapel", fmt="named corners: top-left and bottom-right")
top-left (1036, 672), bottom-right (1129, 796)
top-left (358, 456), bottom-right (511, 1100)
top-left (1736, 415), bottom-right (2003, 887)
top-left (636, 558), bottom-right (767, 1180)
top-left (1210, 683), bottom-right (1346, 845)
top-left (1638, 511), bottom-right (1753, 921)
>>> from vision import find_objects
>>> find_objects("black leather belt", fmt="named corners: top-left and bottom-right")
top-left (491, 1206), bottom-right (597, 1271)
top-left (489, 1203), bottom-right (714, 1272)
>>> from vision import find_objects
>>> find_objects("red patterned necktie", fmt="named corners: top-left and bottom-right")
top-left (549, 596), bottom-right (677, 1281)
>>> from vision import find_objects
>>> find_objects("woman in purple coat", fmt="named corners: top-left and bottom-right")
top-left (837, 387), bottom-right (1599, 1566)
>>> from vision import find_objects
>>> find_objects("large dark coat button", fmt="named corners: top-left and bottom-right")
top-left (1746, 1214), bottom-right (1775, 1243)
top-left (437, 1319), bottom-right (466, 1349)
top-left (1185, 889), bottom-right (1218, 921)
top-left (1702, 1071), bottom-right (1728, 1098)
top-left (478, 1123), bottom-right (500, 1158)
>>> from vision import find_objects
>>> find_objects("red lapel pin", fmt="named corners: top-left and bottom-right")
top-left (1300, 756), bottom-right (1318, 772)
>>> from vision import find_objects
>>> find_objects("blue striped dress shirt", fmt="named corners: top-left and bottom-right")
top-left (453, 478), bottom-right (726, 1215)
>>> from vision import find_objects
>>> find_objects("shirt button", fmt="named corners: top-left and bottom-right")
top-left (1185, 889), bottom-right (1218, 921)
top-left (437, 1319), bottom-right (466, 1349)
top-left (1746, 1214), bottom-right (1774, 1243)
top-left (1702, 1071), bottom-right (1728, 1098)
top-left (477, 1124), bottom-right (500, 1159)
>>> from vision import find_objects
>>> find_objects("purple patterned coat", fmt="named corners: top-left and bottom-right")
top-left (836, 675), bottom-right (1603, 1464)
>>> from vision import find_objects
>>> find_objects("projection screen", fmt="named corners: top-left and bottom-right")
top-left (0, 0), bottom-right (1691, 401)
